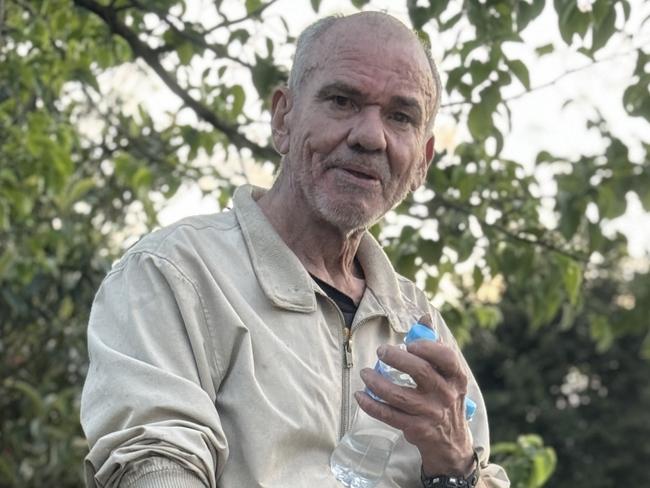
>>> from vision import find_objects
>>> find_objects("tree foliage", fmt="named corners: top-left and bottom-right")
top-left (466, 271), bottom-right (650, 487)
top-left (1, 0), bottom-right (648, 486)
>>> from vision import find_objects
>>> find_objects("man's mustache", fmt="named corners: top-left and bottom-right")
top-left (323, 154), bottom-right (390, 183)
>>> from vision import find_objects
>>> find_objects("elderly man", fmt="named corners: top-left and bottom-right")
top-left (81, 11), bottom-right (509, 488)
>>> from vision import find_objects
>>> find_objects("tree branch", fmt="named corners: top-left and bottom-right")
top-left (129, 0), bottom-right (254, 69)
top-left (434, 195), bottom-right (589, 262)
top-left (441, 46), bottom-right (645, 110)
top-left (73, 0), bottom-right (278, 163)
top-left (209, 0), bottom-right (280, 31)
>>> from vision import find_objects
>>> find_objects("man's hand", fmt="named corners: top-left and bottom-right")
top-left (355, 330), bottom-right (475, 478)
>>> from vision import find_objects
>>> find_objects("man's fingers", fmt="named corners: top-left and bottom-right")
top-left (376, 345), bottom-right (442, 393)
top-left (360, 367), bottom-right (445, 415)
top-left (354, 390), bottom-right (418, 431)
top-left (406, 341), bottom-right (468, 390)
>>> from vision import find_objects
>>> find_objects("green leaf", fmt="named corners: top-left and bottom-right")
top-left (425, 274), bottom-right (440, 294)
top-left (590, 314), bottom-right (613, 352)
top-left (310, 0), bottom-right (321, 12)
top-left (592, 6), bottom-right (617, 52)
top-left (251, 55), bottom-right (286, 102)
top-left (505, 59), bottom-right (530, 90)
top-left (468, 104), bottom-right (492, 140)
top-left (599, 184), bottom-right (628, 219)
top-left (132, 167), bottom-right (152, 191)
top-left (535, 150), bottom-right (555, 164)
top-left (229, 85), bottom-right (246, 117)
top-left (588, 222), bottom-right (605, 251)
top-left (530, 447), bottom-right (557, 487)
top-left (469, 60), bottom-right (493, 86)
top-left (558, 193), bottom-right (583, 240)
top-left (535, 43), bottom-right (555, 56)
top-left (351, 0), bottom-right (371, 9)
top-left (58, 296), bottom-right (74, 320)
top-left (245, 0), bottom-right (262, 14)
top-left (559, 257), bottom-right (582, 305)
top-left (230, 29), bottom-right (250, 45)
top-left (439, 12), bottom-right (462, 31)
top-left (418, 238), bottom-right (443, 264)
top-left (408, 6), bottom-right (430, 30)
top-left (64, 177), bottom-right (96, 209)
top-left (177, 42), bottom-right (195, 65)
top-left (623, 81), bottom-right (650, 121)
top-left (458, 39), bottom-right (483, 62)
top-left (556, 0), bottom-right (590, 44)
top-left (517, 0), bottom-right (545, 31)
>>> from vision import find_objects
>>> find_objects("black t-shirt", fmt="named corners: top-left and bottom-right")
top-left (311, 275), bottom-right (358, 328)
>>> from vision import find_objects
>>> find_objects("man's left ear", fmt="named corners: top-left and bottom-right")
top-left (270, 86), bottom-right (293, 155)
top-left (411, 135), bottom-right (435, 191)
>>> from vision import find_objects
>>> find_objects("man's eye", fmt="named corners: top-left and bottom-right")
top-left (391, 112), bottom-right (412, 124)
top-left (331, 96), bottom-right (352, 108)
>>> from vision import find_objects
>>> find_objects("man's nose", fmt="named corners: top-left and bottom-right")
top-left (346, 107), bottom-right (387, 153)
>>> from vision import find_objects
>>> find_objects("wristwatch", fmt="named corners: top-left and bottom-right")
top-left (420, 451), bottom-right (480, 488)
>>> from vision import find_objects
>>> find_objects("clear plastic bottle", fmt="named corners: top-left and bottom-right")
top-left (330, 323), bottom-right (477, 488)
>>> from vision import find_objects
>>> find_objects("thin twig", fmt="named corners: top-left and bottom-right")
top-left (129, 0), bottom-right (253, 68)
top-left (434, 195), bottom-right (589, 262)
top-left (442, 45), bottom-right (646, 109)
top-left (73, 0), bottom-right (278, 165)
top-left (209, 0), bottom-right (279, 31)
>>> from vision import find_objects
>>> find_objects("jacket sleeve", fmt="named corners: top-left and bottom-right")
top-left (430, 309), bottom-right (511, 488)
top-left (81, 250), bottom-right (228, 488)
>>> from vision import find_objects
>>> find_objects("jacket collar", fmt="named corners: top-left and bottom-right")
top-left (233, 185), bottom-right (416, 333)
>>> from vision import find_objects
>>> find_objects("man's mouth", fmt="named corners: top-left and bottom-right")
top-left (344, 168), bottom-right (376, 180)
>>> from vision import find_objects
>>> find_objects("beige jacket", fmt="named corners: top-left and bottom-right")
top-left (81, 185), bottom-right (510, 488)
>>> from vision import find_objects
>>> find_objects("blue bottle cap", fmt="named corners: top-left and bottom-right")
top-left (464, 397), bottom-right (477, 421)
top-left (404, 323), bottom-right (439, 344)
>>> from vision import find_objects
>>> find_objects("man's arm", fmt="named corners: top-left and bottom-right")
top-left (355, 312), bottom-right (510, 488)
top-left (81, 251), bottom-right (227, 487)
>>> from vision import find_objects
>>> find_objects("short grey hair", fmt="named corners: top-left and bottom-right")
top-left (287, 14), bottom-right (443, 128)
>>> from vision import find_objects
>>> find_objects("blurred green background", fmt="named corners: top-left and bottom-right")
top-left (1, 0), bottom-right (649, 486)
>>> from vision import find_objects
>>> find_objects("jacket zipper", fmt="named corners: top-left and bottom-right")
top-left (340, 313), bottom-right (385, 438)
top-left (318, 290), bottom-right (389, 439)
top-left (341, 324), bottom-right (353, 440)
top-left (324, 300), bottom-right (351, 441)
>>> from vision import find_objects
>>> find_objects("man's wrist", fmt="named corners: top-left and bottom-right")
top-left (421, 447), bottom-right (475, 479)
top-left (420, 450), bottom-right (480, 488)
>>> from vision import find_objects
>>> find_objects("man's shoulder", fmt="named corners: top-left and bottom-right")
top-left (394, 272), bottom-right (427, 302)
top-left (114, 210), bottom-right (240, 269)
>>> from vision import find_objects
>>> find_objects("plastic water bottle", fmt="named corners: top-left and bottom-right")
top-left (330, 323), bottom-right (477, 488)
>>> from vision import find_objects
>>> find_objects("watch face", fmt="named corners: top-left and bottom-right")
top-left (420, 467), bottom-right (479, 487)
top-left (423, 476), bottom-right (463, 487)
top-left (420, 450), bottom-right (480, 487)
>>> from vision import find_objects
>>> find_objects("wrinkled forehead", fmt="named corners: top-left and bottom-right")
top-left (309, 16), bottom-right (435, 113)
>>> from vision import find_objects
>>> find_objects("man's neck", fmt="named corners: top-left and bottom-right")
top-left (256, 184), bottom-right (366, 304)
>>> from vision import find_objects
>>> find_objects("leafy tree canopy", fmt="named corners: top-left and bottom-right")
top-left (1, 0), bottom-right (648, 486)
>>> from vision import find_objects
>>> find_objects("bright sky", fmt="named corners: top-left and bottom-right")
top-left (101, 0), bottom-right (650, 258)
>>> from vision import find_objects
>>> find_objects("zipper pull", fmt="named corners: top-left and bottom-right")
top-left (343, 327), bottom-right (353, 369)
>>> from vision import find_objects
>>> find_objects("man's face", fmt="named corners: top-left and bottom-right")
top-left (273, 18), bottom-right (435, 231)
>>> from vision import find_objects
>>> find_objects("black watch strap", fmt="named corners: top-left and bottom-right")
top-left (420, 450), bottom-right (480, 488)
